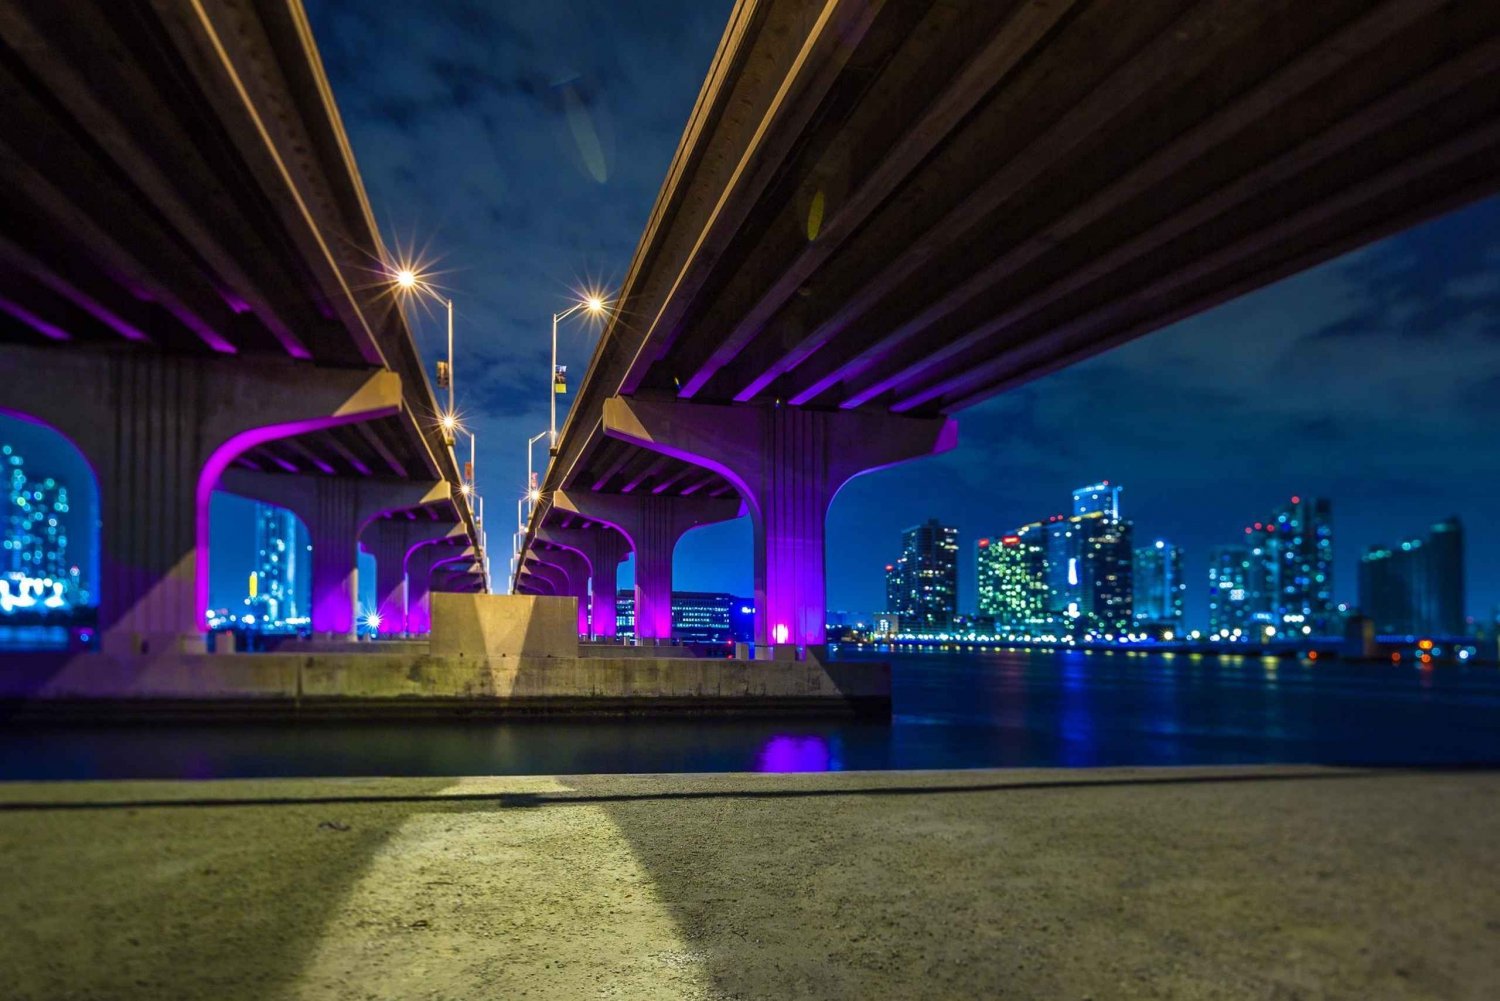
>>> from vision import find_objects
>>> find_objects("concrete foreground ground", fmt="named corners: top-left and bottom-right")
top-left (1, 767), bottom-right (1497, 1000)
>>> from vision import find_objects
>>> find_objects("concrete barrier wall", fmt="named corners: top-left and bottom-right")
top-left (0, 649), bottom-right (890, 714)
top-left (429, 593), bottom-right (577, 659)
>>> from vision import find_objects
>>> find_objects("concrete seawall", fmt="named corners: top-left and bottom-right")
top-left (0, 650), bottom-right (890, 719)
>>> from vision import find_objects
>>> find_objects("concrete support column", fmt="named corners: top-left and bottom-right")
top-left (94, 358), bottom-right (204, 654)
top-left (603, 396), bottom-right (955, 649)
top-left (550, 489), bottom-right (739, 643)
top-left (537, 525), bottom-right (629, 638)
top-left (0, 346), bottom-right (402, 654)
top-left (589, 529), bottom-right (628, 639)
top-left (365, 521), bottom-right (409, 636)
top-left (306, 479), bottom-right (359, 637)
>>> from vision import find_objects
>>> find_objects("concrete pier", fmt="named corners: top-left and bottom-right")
top-left (1, 593), bottom-right (890, 718)
top-left (0, 766), bottom-right (1495, 999)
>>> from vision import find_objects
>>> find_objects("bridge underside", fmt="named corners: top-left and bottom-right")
top-left (519, 0), bottom-right (1500, 648)
top-left (619, 0), bottom-right (1500, 415)
top-left (0, 0), bottom-right (486, 649)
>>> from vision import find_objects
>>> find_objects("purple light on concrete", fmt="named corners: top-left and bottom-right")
top-left (0, 297), bottom-right (71, 341)
top-left (605, 398), bottom-right (957, 649)
top-left (790, 362), bottom-right (869, 407)
top-left (23, 266), bottom-right (151, 342)
top-left (195, 410), bottom-right (398, 630)
top-left (756, 735), bottom-right (832, 773)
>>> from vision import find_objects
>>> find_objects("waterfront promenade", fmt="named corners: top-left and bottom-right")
top-left (3, 765), bottom-right (1496, 999)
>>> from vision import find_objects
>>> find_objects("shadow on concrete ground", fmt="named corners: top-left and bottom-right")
top-left (0, 778), bottom-right (453, 1000)
top-left (2, 768), bottom-right (1497, 999)
top-left (568, 768), bottom-right (1500, 999)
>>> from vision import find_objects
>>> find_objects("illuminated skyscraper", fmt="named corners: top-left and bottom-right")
top-left (886, 519), bottom-right (958, 632)
top-left (1133, 540), bottom-right (1184, 630)
top-left (1269, 496), bottom-right (1334, 633)
top-left (1208, 545), bottom-right (1253, 637)
top-left (1, 443), bottom-right (83, 605)
top-left (246, 502), bottom-right (300, 627)
top-left (1072, 481), bottom-right (1121, 519)
top-left (1232, 496), bottom-right (1334, 636)
top-left (1359, 516), bottom-right (1465, 637)
top-left (1080, 512), bottom-right (1133, 634)
top-left (986, 491), bottom-right (1132, 638)
top-left (976, 525), bottom-right (1048, 633)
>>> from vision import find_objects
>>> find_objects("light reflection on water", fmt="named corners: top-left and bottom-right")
top-left (3, 649), bottom-right (1500, 780)
top-left (756, 734), bottom-right (837, 773)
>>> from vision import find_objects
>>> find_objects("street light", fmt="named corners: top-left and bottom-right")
top-left (390, 265), bottom-right (456, 419)
top-left (550, 292), bottom-right (610, 453)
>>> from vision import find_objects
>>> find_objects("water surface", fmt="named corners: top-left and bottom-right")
top-left (2, 649), bottom-right (1498, 780)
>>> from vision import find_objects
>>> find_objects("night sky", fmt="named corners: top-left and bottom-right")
top-left (3, 0), bottom-right (1497, 630)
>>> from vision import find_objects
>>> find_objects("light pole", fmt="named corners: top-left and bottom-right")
top-left (526, 429), bottom-right (548, 519)
top-left (550, 294), bottom-right (609, 454)
top-left (393, 268), bottom-right (456, 418)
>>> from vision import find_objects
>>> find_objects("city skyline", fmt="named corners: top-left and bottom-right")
top-left (1, 440), bottom-right (90, 611)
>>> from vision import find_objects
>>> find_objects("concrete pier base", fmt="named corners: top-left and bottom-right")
top-left (0, 767), bottom-right (1496, 999)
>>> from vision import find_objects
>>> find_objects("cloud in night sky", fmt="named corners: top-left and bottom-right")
top-left (114, 0), bottom-right (1500, 626)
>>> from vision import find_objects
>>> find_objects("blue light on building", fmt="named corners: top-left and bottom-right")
top-left (1, 442), bottom-right (86, 614)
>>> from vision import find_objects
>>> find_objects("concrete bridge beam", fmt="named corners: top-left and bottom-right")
top-left (535, 525), bottom-right (630, 639)
top-left (533, 546), bottom-right (592, 637)
top-left (603, 396), bottom-right (956, 649)
top-left (516, 571), bottom-right (553, 597)
top-left (521, 557), bottom-right (568, 602)
top-left (0, 346), bottom-right (402, 654)
top-left (550, 488), bottom-right (739, 643)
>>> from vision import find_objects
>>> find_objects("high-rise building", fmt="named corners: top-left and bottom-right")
top-left (1079, 512), bottom-right (1133, 634)
top-left (1268, 496), bottom-right (1334, 633)
top-left (979, 483), bottom-right (1134, 638)
top-left (1426, 517), bottom-right (1465, 636)
top-left (1207, 545), bottom-right (1253, 637)
top-left (1133, 540), bottom-right (1184, 630)
top-left (1233, 496), bottom-right (1334, 636)
top-left (245, 502), bottom-right (301, 628)
top-left (976, 524), bottom-right (1048, 633)
top-left (885, 519), bottom-right (958, 632)
top-left (1, 442), bottom-right (84, 606)
top-left (1072, 481), bottom-right (1121, 520)
top-left (1042, 514), bottom-right (1081, 624)
top-left (1359, 516), bottom-right (1465, 637)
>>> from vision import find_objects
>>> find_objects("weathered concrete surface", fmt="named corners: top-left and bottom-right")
top-left (429, 593), bottom-right (578, 659)
top-left (0, 767), bottom-right (1496, 999)
top-left (0, 650), bottom-right (889, 717)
